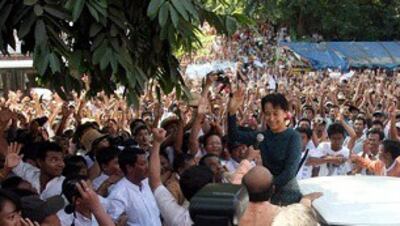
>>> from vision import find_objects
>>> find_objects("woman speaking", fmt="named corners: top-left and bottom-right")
top-left (228, 88), bottom-right (302, 205)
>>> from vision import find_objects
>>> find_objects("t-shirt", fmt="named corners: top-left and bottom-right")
top-left (311, 142), bottom-right (351, 176)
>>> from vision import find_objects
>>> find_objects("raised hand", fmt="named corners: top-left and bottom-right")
top-left (76, 180), bottom-right (100, 210)
top-left (228, 84), bottom-right (245, 115)
top-left (152, 128), bottom-right (167, 144)
top-left (5, 142), bottom-right (23, 170)
top-left (198, 92), bottom-right (209, 115)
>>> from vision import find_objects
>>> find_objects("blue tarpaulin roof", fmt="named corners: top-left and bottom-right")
top-left (280, 42), bottom-right (400, 70)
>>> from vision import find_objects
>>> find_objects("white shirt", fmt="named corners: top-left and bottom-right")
top-left (311, 142), bottom-right (351, 176)
top-left (223, 158), bottom-right (241, 173)
top-left (12, 161), bottom-right (65, 200)
top-left (57, 210), bottom-right (99, 226)
top-left (297, 140), bottom-right (317, 180)
top-left (92, 173), bottom-right (109, 190)
top-left (153, 185), bottom-right (192, 226)
top-left (107, 178), bottom-right (161, 226)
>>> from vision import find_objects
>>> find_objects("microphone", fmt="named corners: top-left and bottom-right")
top-left (254, 133), bottom-right (264, 150)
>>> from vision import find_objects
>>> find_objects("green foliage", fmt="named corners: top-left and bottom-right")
top-left (0, 0), bottom-right (245, 105)
top-left (249, 0), bottom-right (400, 41)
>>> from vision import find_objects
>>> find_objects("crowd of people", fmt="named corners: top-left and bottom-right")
top-left (0, 24), bottom-right (400, 226)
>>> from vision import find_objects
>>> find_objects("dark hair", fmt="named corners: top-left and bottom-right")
top-left (367, 128), bottom-right (385, 141)
top-left (36, 141), bottom-right (63, 160)
top-left (173, 153), bottom-right (195, 172)
top-left (1, 177), bottom-right (24, 190)
top-left (96, 146), bottom-right (120, 171)
top-left (132, 125), bottom-right (149, 137)
top-left (73, 122), bottom-right (96, 143)
top-left (303, 106), bottom-right (315, 115)
top-left (21, 142), bottom-right (40, 162)
top-left (0, 189), bottom-right (21, 212)
top-left (201, 132), bottom-right (222, 147)
top-left (199, 153), bottom-right (219, 166)
top-left (354, 117), bottom-right (367, 126)
top-left (63, 155), bottom-right (87, 178)
top-left (327, 123), bottom-right (346, 138)
top-left (382, 140), bottom-right (400, 160)
top-left (298, 118), bottom-right (312, 127)
top-left (118, 147), bottom-right (146, 175)
top-left (179, 166), bottom-right (214, 200)
top-left (130, 119), bottom-right (146, 135)
top-left (296, 127), bottom-right (313, 139)
top-left (371, 120), bottom-right (384, 129)
top-left (62, 175), bottom-right (88, 212)
top-left (261, 93), bottom-right (289, 112)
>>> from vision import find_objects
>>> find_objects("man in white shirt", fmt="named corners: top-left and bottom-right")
top-left (4, 142), bottom-right (65, 200)
top-left (107, 146), bottom-right (161, 226)
top-left (351, 128), bottom-right (384, 175)
top-left (344, 117), bottom-right (367, 152)
top-left (307, 123), bottom-right (351, 176)
top-left (148, 128), bottom-right (214, 226)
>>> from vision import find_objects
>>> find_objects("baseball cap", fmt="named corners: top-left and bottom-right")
top-left (21, 195), bottom-right (64, 223)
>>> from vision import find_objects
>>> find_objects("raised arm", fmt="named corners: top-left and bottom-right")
top-left (388, 103), bottom-right (399, 142)
top-left (149, 128), bottom-right (167, 191)
top-left (227, 85), bottom-right (257, 145)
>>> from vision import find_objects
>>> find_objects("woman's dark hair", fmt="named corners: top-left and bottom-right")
top-left (261, 93), bottom-right (289, 111)
top-left (62, 175), bottom-right (88, 214)
top-left (382, 140), bottom-right (400, 160)
top-left (63, 155), bottom-right (87, 178)
top-left (173, 153), bottom-right (195, 172)
top-left (179, 166), bottom-right (214, 200)
top-left (327, 123), bottom-right (346, 138)
top-left (296, 127), bottom-right (313, 140)
top-left (0, 189), bottom-right (21, 212)
top-left (118, 147), bottom-right (146, 175)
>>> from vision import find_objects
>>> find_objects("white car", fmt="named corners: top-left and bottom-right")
top-left (299, 176), bottom-right (400, 226)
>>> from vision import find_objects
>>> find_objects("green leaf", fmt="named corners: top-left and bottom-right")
top-left (49, 53), bottom-right (61, 73)
top-left (147, 0), bottom-right (162, 19)
top-left (181, 0), bottom-right (198, 19)
top-left (169, 3), bottom-right (179, 28)
top-left (126, 90), bottom-right (139, 108)
top-left (92, 41), bottom-right (107, 64)
top-left (100, 47), bottom-right (112, 70)
top-left (89, 23), bottom-right (103, 37)
top-left (72, 0), bottom-right (85, 22)
top-left (158, 2), bottom-right (169, 27)
top-left (34, 4), bottom-right (44, 16)
top-left (35, 19), bottom-right (48, 44)
top-left (0, 4), bottom-right (12, 27)
top-left (24, 0), bottom-right (38, 6)
top-left (43, 5), bottom-right (70, 19)
top-left (87, 3), bottom-right (100, 22)
top-left (171, 0), bottom-right (188, 20)
top-left (225, 16), bottom-right (237, 35)
top-left (17, 11), bottom-right (36, 38)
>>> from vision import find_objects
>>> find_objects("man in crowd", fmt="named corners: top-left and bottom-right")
top-left (107, 146), bottom-right (161, 226)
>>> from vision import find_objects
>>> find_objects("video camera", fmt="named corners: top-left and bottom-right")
top-left (189, 183), bottom-right (248, 226)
